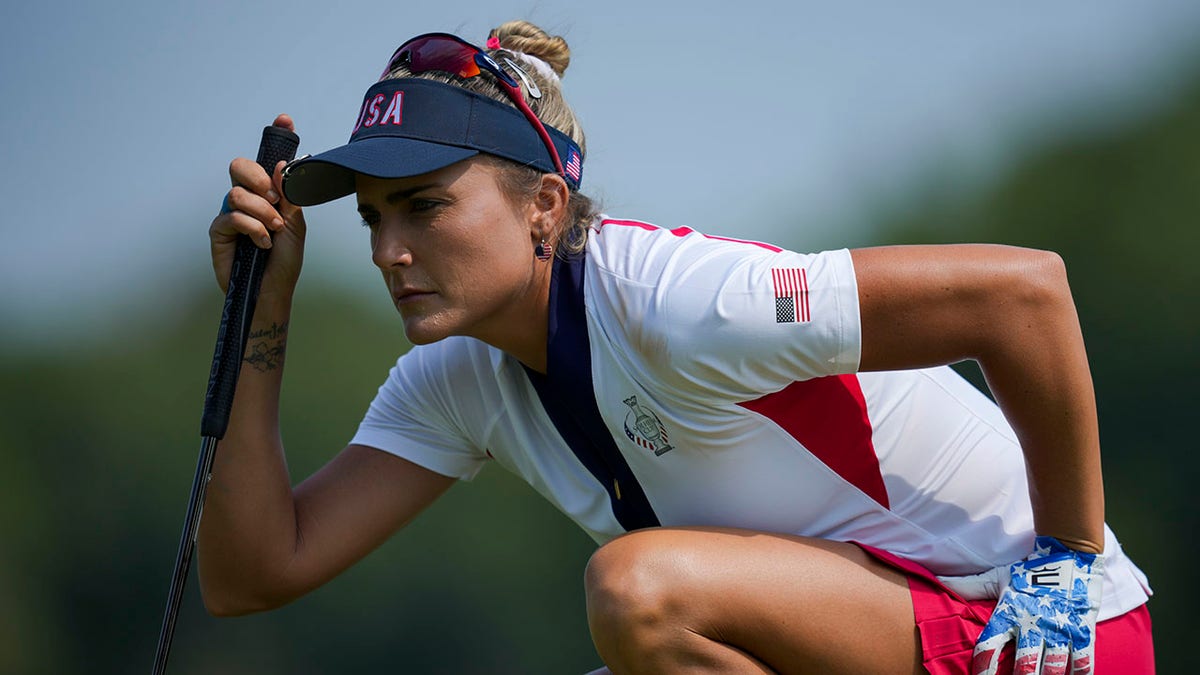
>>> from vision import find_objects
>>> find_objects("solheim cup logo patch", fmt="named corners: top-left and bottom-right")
top-left (623, 396), bottom-right (674, 456)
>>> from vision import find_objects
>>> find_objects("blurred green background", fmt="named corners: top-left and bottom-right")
top-left (3, 20), bottom-right (1198, 675)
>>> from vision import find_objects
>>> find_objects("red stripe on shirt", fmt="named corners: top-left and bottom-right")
top-left (600, 219), bottom-right (783, 252)
top-left (738, 374), bottom-right (889, 508)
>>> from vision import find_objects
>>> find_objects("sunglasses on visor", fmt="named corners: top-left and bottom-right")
top-left (380, 33), bottom-right (567, 179)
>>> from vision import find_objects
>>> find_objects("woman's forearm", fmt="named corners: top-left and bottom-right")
top-left (971, 252), bottom-right (1104, 553)
top-left (853, 245), bottom-right (1105, 553)
top-left (196, 295), bottom-right (302, 614)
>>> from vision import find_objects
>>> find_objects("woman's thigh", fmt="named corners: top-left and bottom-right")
top-left (584, 526), bottom-right (924, 675)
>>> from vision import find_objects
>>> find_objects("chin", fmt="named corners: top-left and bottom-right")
top-left (400, 315), bottom-right (456, 345)
top-left (404, 331), bottom-right (447, 346)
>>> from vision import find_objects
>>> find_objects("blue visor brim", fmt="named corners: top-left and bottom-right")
top-left (282, 137), bottom-right (479, 206)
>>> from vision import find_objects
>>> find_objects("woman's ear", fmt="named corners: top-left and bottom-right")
top-left (531, 172), bottom-right (570, 240)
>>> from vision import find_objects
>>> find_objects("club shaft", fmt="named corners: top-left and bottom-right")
top-left (152, 436), bottom-right (218, 674)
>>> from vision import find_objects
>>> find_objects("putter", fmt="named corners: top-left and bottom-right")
top-left (151, 125), bottom-right (300, 674)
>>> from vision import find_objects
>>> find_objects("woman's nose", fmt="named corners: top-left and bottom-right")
top-left (370, 221), bottom-right (414, 269)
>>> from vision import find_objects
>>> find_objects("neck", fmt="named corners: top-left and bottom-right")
top-left (471, 260), bottom-right (553, 374)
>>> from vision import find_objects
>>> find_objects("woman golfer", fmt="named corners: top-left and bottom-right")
top-left (204, 20), bottom-right (1154, 674)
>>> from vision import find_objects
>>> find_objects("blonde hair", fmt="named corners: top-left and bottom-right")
top-left (382, 20), bottom-right (598, 254)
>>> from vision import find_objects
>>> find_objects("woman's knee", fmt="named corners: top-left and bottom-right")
top-left (583, 528), bottom-right (920, 674)
top-left (584, 527), bottom-right (832, 633)
top-left (584, 530), bottom-right (695, 644)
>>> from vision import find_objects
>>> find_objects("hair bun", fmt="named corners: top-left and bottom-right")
top-left (488, 20), bottom-right (571, 79)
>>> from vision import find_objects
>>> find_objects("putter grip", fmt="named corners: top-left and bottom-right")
top-left (200, 125), bottom-right (300, 439)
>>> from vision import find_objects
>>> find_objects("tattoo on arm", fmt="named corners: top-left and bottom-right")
top-left (244, 321), bottom-right (288, 372)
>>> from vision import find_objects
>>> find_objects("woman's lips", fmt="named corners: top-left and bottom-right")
top-left (393, 289), bottom-right (434, 305)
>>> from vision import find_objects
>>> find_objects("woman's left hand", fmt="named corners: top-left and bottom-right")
top-left (970, 536), bottom-right (1105, 675)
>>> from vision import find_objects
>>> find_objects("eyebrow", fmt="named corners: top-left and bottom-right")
top-left (357, 183), bottom-right (441, 213)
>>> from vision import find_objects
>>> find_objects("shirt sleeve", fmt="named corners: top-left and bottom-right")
top-left (587, 224), bottom-right (861, 402)
top-left (350, 342), bottom-right (490, 481)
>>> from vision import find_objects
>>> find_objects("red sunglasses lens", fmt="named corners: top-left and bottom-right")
top-left (402, 36), bottom-right (481, 79)
top-left (381, 33), bottom-right (569, 180)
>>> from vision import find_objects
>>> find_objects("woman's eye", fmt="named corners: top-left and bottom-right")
top-left (410, 199), bottom-right (440, 213)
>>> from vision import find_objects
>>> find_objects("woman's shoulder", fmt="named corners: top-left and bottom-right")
top-left (581, 217), bottom-right (862, 397)
top-left (585, 216), bottom-right (789, 281)
top-left (588, 216), bottom-right (785, 249)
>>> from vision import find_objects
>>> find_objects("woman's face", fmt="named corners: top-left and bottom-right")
top-left (355, 158), bottom-right (549, 347)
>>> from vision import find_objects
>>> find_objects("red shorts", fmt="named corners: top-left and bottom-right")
top-left (856, 544), bottom-right (1155, 675)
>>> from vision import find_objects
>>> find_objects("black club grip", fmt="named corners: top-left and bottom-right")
top-left (200, 125), bottom-right (300, 439)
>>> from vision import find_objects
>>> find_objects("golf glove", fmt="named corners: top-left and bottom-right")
top-left (942, 536), bottom-right (1104, 675)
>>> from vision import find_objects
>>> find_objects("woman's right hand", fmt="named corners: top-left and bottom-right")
top-left (209, 114), bottom-right (307, 298)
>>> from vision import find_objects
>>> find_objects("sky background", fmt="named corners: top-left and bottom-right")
top-left (3, 0), bottom-right (1199, 347)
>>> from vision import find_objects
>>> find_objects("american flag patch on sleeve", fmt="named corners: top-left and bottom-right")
top-left (771, 267), bottom-right (810, 323)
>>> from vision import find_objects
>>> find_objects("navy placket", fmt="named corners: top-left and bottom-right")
top-left (522, 254), bottom-right (660, 532)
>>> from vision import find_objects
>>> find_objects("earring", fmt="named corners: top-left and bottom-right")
top-left (534, 238), bottom-right (553, 261)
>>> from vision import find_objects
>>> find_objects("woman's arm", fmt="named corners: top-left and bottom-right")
top-left (196, 294), bottom-right (455, 614)
top-left (197, 117), bottom-right (456, 615)
top-left (851, 244), bottom-right (1104, 553)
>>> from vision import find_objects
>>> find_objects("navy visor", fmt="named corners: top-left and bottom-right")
top-left (282, 78), bottom-right (584, 206)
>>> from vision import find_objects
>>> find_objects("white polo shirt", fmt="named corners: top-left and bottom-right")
top-left (351, 217), bottom-right (1151, 620)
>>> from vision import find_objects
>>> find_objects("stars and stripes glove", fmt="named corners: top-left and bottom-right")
top-left (969, 536), bottom-right (1105, 675)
